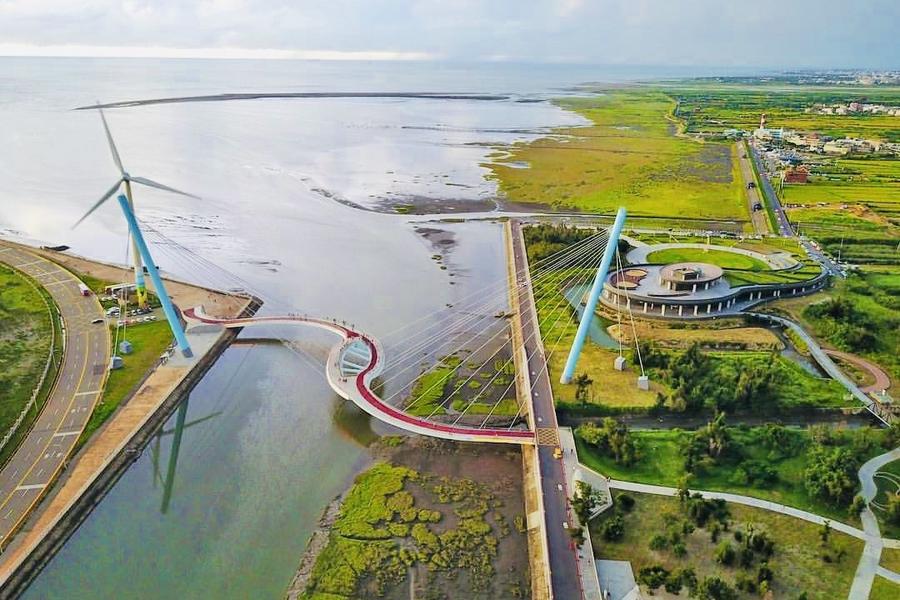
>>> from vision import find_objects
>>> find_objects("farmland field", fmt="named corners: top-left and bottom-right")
top-left (489, 90), bottom-right (748, 220)
top-left (667, 84), bottom-right (900, 141)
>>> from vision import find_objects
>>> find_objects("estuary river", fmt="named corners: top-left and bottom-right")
top-left (0, 58), bottom-right (744, 598)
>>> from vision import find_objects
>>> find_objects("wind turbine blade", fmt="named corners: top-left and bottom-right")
top-left (97, 105), bottom-right (125, 175)
top-left (130, 176), bottom-right (200, 199)
top-left (72, 179), bottom-right (122, 229)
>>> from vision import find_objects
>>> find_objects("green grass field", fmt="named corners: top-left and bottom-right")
top-left (79, 320), bottom-right (173, 445)
top-left (645, 248), bottom-right (770, 271)
top-left (577, 425), bottom-right (885, 526)
top-left (488, 90), bottom-right (747, 219)
top-left (0, 263), bottom-right (62, 465)
top-left (592, 491), bottom-right (864, 599)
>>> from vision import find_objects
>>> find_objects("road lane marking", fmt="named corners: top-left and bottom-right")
top-left (74, 390), bottom-right (101, 397)
top-left (14, 484), bottom-right (45, 492)
top-left (51, 431), bottom-right (80, 438)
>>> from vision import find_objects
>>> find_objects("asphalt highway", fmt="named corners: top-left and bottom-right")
top-left (510, 221), bottom-right (582, 600)
top-left (748, 143), bottom-right (843, 277)
top-left (0, 244), bottom-right (109, 549)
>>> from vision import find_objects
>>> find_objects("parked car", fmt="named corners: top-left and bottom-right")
top-left (90, 318), bottom-right (104, 324)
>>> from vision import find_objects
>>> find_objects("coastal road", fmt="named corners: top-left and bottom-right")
top-left (510, 220), bottom-right (583, 600)
top-left (0, 243), bottom-right (109, 549)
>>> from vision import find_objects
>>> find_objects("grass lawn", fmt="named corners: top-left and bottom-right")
top-left (882, 547), bottom-right (900, 571)
top-left (592, 491), bottom-right (864, 599)
top-left (608, 322), bottom-right (782, 351)
top-left (79, 319), bottom-right (173, 445)
top-left (645, 247), bottom-right (770, 271)
top-left (576, 425), bottom-right (880, 526)
top-left (723, 263), bottom-right (822, 287)
top-left (489, 89), bottom-right (747, 220)
top-left (0, 264), bottom-right (54, 430)
top-left (871, 576), bottom-right (900, 600)
top-left (0, 263), bottom-right (63, 466)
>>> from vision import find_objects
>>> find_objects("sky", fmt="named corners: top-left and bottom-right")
top-left (0, 0), bottom-right (897, 68)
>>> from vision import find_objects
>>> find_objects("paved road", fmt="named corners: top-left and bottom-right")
top-left (510, 220), bottom-right (583, 600)
top-left (747, 142), bottom-right (844, 277)
top-left (0, 243), bottom-right (109, 549)
top-left (736, 142), bottom-right (769, 235)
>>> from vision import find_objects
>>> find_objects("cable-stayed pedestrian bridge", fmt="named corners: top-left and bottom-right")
top-left (183, 307), bottom-right (537, 444)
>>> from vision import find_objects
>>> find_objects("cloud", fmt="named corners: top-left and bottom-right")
top-left (0, 43), bottom-right (436, 60)
top-left (0, 0), bottom-right (895, 68)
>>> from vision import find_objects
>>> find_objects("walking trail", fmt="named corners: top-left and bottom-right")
top-left (558, 427), bottom-right (900, 599)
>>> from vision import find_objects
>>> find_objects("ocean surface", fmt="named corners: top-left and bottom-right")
top-left (0, 58), bottom-right (747, 598)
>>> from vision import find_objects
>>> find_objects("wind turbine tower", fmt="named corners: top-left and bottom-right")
top-left (74, 106), bottom-right (198, 357)
top-left (75, 106), bottom-right (199, 310)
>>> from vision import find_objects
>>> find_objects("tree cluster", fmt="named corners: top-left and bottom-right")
top-left (640, 342), bottom-right (778, 413)
top-left (804, 295), bottom-right (880, 352)
top-left (576, 418), bottom-right (638, 465)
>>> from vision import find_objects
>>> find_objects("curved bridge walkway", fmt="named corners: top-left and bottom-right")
top-left (183, 307), bottom-right (535, 445)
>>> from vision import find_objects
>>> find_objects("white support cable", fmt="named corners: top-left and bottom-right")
top-left (457, 254), bottom-right (606, 427)
top-left (136, 229), bottom-right (332, 378)
top-left (618, 248), bottom-right (646, 377)
top-left (382, 232), bottom-right (611, 373)
top-left (395, 238), bottom-right (612, 411)
top-left (138, 218), bottom-right (618, 433)
top-left (377, 227), bottom-right (609, 344)
top-left (407, 241), bottom-right (611, 417)
top-left (381, 231), bottom-right (610, 365)
top-left (614, 248), bottom-right (623, 358)
top-left (505, 253), bottom-right (612, 430)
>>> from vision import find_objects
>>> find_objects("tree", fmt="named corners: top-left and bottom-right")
top-left (573, 373), bottom-right (593, 406)
top-left (677, 475), bottom-right (692, 503)
top-left (848, 495), bottom-right (867, 517)
top-left (567, 526), bottom-right (585, 547)
top-left (575, 418), bottom-right (637, 465)
top-left (571, 481), bottom-right (605, 524)
top-left (705, 412), bottom-right (730, 459)
top-left (714, 541), bottom-right (736, 566)
top-left (885, 492), bottom-right (900, 526)
top-left (695, 576), bottom-right (738, 600)
top-left (805, 445), bottom-right (860, 507)
top-left (819, 521), bottom-right (831, 545)
top-left (637, 565), bottom-right (670, 590)
top-left (600, 514), bottom-right (625, 541)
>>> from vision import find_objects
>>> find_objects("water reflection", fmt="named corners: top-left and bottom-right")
top-left (150, 400), bottom-right (223, 514)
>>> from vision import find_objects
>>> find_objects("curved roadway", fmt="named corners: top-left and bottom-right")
top-left (0, 244), bottom-right (109, 549)
top-left (183, 307), bottom-right (535, 445)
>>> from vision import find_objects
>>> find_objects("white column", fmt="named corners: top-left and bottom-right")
top-left (643, 302), bottom-right (648, 313)
top-left (693, 305), bottom-right (698, 316)
top-left (678, 305), bottom-right (683, 316)
top-left (707, 304), bottom-right (711, 314)
top-left (661, 305), bottom-right (667, 316)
